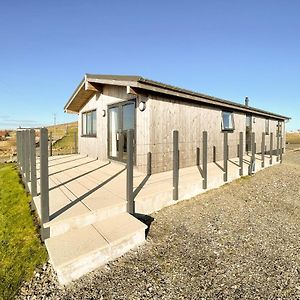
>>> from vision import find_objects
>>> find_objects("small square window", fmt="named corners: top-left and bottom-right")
top-left (81, 109), bottom-right (97, 137)
top-left (221, 111), bottom-right (235, 131)
top-left (265, 119), bottom-right (270, 135)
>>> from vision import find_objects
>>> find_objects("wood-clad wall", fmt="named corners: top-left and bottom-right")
top-left (78, 84), bottom-right (285, 174)
top-left (78, 85), bottom-right (150, 172)
top-left (148, 94), bottom-right (285, 174)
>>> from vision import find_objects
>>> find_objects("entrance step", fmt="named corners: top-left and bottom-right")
top-left (45, 213), bottom-right (147, 285)
top-left (42, 192), bottom-right (127, 238)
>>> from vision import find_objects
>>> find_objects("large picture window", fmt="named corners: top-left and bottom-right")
top-left (82, 110), bottom-right (97, 137)
top-left (221, 111), bottom-right (235, 131)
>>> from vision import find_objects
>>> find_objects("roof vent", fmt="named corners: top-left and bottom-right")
top-left (245, 96), bottom-right (249, 107)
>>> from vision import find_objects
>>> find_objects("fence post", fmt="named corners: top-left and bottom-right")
top-left (280, 135), bottom-right (283, 163)
top-left (270, 132), bottom-right (273, 165)
top-left (49, 132), bottom-right (53, 156)
top-left (173, 130), bottom-right (179, 201)
top-left (24, 130), bottom-right (30, 184)
top-left (30, 129), bottom-right (37, 198)
top-left (16, 131), bottom-right (20, 166)
top-left (239, 132), bottom-right (243, 176)
top-left (40, 127), bottom-right (50, 240)
top-left (202, 131), bottom-right (208, 189)
top-left (74, 130), bottom-right (78, 154)
top-left (223, 132), bottom-right (228, 182)
top-left (196, 147), bottom-right (200, 166)
top-left (126, 129), bottom-right (134, 214)
top-left (261, 133), bottom-right (265, 168)
top-left (147, 152), bottom-right (152, 176)
top-left (276, 131), bottom-right (280, 162)
top-left (249, 132), bottom-right (256, 174)
top-left (19, 131), bottom-right (23, 175)
top-left (213, 146), bottom-right (216, 162)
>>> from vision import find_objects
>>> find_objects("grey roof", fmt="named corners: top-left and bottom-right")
top-left (65, 74), bottom-right (290, 120)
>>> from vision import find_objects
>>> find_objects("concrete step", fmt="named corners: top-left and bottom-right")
top-left (43, 193), bottom-right (127, 238)
top-left (45, 213), bottom-right (147, 285)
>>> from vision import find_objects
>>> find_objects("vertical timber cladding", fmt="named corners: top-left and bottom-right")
top-left (77, 85), bottom-right (150, 172)
top-left (148, 94), bottom-right (246, 174)
top-left (250, 116), bottom-right (280, 154)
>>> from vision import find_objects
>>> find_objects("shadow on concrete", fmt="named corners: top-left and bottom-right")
top-left (48, 161), bottom-right (111, 192)
top-left (49, 167), bottom-right (126, 221)
top-left (133, 174), bottom-right (151, 199)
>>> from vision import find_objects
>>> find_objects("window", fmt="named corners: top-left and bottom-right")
top-left (221, 111), bottom-right (235, 131)
top-left (82, 110), bottom-right (97, 136)
top-left (265, 119), bottom-right (270, 135)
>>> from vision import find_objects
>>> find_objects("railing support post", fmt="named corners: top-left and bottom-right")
top-left (147, 152), bottom-right (152, 176)
top-left (30, 129), bottom-right (37, 198)
top-left (74, 130), bottom-right (78, 154)
top-left (280, 135), bottom-right (283, 163)
top-left (202, 131), bottom-right (208, 189)
top-left (261, 133), bottom-right (265, 168)
top-left (126, 129), bottom-right (134, 214)
top-left (239, 132), bottom-right (243, 176)
top-left (19, 131), bottom-right (24, 176)
top-left (16, 131), bottom-right (20, 166)
top-left (223, 132), bottom-right (228, 182)
top-left (24, 129), bottom-right (30, 184)
top-left (249, 132), bottom-right (256, 174)
top-left (270, 132), bottom-right (273, 165)
top-left (173, 130), bottom-right (179, 201)
top-left (276, 131), bottom-right (280, 162)
top-left (40, 127), bottom-right (50, 240)
top-left (49, 132), bottom-right (53, 157)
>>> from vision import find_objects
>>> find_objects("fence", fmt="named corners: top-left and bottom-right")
top-left (16, 127), bottom-right (284, 235)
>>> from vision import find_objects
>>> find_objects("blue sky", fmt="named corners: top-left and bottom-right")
top-left (0, 0), bottom-right (299, 130)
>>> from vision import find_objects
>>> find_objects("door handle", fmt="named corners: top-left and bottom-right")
top-left (116, 132), bottom-right (119, 140)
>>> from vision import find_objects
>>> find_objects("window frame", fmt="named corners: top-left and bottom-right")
top-left (221, 111), bottom-right (235, 132)
top-left (81, 109), bottom-right (97, 137)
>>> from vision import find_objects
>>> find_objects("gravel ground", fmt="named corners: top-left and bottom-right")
top-left (17, 149), bottom-right (300, 300)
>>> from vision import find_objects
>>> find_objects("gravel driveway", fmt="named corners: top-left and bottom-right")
top-left (17, 149), bottom-right (300, 300)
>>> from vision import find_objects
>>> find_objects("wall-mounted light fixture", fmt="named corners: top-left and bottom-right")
top-left (138, 101), bottom-right (146, 112)
top-left (102, 109), bottom-right (106, 117)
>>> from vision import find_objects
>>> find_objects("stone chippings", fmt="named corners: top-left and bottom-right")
top-left (17, 150), bottom-right (300, 300)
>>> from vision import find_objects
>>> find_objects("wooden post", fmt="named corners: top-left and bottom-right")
top-left (261, 133), bottom-right (265, 168)
top-left (250, 132), bottom-right (256, 174)
top-left (74, 130), bottom-right (77, 154)
top-left (280, 135), bottom-right (283, 163)
top-left (213, 146), bottom-right (216, 162)
top-left (19, 131), bottom-right (24, 175)
top-left (173, 130), bottom-right (179, 201)
top-left (30, 129), bottom-right (37, 198)
top-left (270, 132), bottom-right (273, 165)
top-left (276, 131), bottom-right (280, 162)
top-left (239, 132), bottom-right (243, 176)
top-left (24, 130), bottom-right (30, 183)
top-left (223, 132), bottom-right (228, 182)
top-left (202, 131), bottom-right (208, 189)
top-left (40, 127), bottom-right (50, 240)
top-left (16, 131), bottom-right (20, 166)
top-left (126, 129), bottom-right (134, 214)
top-left (196, 147), bottom-right (200, 166)
top-left (49, 132), bottom-right (53, 156)
top-left (147, 152), bottom-right (152, 176)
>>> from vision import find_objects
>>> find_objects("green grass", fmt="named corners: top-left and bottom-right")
top-left (0, 163), bottom-right (47, 300)
top-left (52, 126), bottom-right (78, 155)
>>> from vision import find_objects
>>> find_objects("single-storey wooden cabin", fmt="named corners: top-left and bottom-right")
top-left (64, 74), bottom-right (289, 174)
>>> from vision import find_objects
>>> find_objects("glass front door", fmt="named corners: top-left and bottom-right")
top-left (108, 101), bottom-right (135, 162)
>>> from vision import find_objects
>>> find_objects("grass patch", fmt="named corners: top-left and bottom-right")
top-left (286, 132), bottom-right (300, 144)
top-left (52, 126), bottom-right (78, 155)
top-left (0, 163), bottom-right (47, 300)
